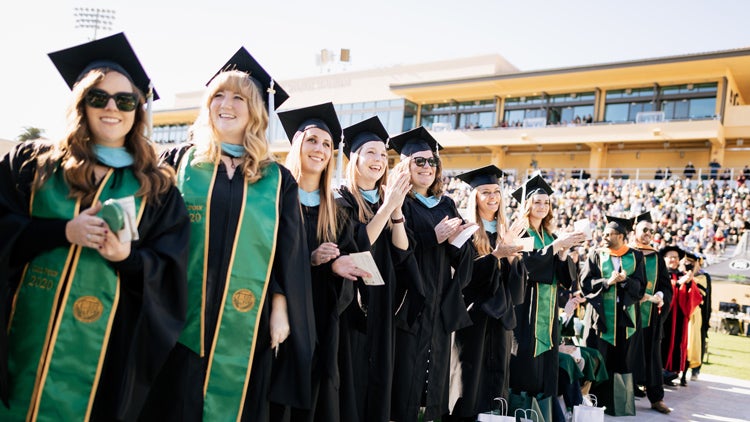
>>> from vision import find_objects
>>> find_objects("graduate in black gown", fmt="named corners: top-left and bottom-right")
top-left (508, 175), bottom-right (583, 406)
top-left (0, 33), bottom-right (189, 420)
top-left (141, 48), bottom-right (315, 421)
top-left (278, 102), bottom-right (370, 421)
top-left (389, 127), bottom-right (476, 422)
top-left (628, 212), bottom-right (673, 414)
top-left (580, 216), bottom-right (645, 390)
top-left (446, 165), bottom-right (526, 422)
top-left (335, 116), bottom-right (414, 422)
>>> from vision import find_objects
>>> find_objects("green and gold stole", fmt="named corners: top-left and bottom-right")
top-left (529, 228), bottom-right (557, 357)
top-left (639, 252), bottom-right (659, 328)
top-left (2, 167), bottom-right (143, 421)
top-left (598, 249), bottom-right (637, 346)
top-left (175, 148), bottom-right (281, 420)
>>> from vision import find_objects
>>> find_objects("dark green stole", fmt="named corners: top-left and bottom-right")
top-left (639, 252), bottom-right (658, 328)
top-left (529, 228), bottom-right (556, 357)
top-left (175, 148), bottom-right (281, 420)
top-left (598, 249), bottom-right (637, 346)
top-left (2, 167), bottom-right (142, 421)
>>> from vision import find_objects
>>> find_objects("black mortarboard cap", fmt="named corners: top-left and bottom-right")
top-left (511, 174), bottom-right (553, 203)
top-left (684, 250), bottom-right (700, 261)
top-left (277, 102), bottom-right (342, 150)
top-left (633, 211), bottom-right (653, 224)
top-left (389, 126), bottom-right (443, 157)
top-left (48, 32), bottom-right (159, 100)
top-left (342, 116), bottom-right (389, 158)
top-left (456, 165), bottom-right (506, 189)
top-left (659, 245), bottom-right (685, 259)
top-left (605, 215), bottom-right (634, 235)
top-left (207, 47), bottom-right (289, 110)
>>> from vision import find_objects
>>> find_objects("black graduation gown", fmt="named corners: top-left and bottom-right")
top-left (580, 247), bottom-right (645, 375)
top-left (450, 231), bottom-right (527, 419)
top-left (141, 145), bottom-right (315, 421)
top-left (391, 195), bottom-right (473, 422)
top-left (0, 140), bottom-right (189, 420)
top-left (631, 247), bottom-right (672, 403)
top-left (509, 232), bottom-right (576, 400)
top-left (288, 203), bottom-right (356, 422)
top-left (335, 186), bottom-right (417, 422)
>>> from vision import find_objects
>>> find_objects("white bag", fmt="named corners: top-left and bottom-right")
top-left (572, 394), bottom-right (605, 422)
top-left (477, 397), bottom-right (515, 422)
top-left (514, 408), bottom-right (540, 422)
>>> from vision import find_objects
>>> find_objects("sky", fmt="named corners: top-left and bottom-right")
top-left (2, 0), bottom-right (750, 140)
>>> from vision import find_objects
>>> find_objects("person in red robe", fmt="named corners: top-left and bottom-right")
top-left (659, 246), bottom-right (702, 387)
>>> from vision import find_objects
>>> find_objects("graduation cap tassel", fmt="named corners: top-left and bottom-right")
top-left (335, 133), bottom-right (344, 184)
top-left (267, 79), bottom-right (275, 141)
top-left (146, 81), bottom-right (154, 141)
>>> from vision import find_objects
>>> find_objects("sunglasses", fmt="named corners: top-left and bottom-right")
top-left (85, 88), bottom-right (139, 112)
top-left (642, 227), bottom-right (655, 234)
top-left (412, 156), bottom-right (439, 168)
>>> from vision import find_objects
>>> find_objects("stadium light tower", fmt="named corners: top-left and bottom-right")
top-left (74, 7), bottom-right (116, 40)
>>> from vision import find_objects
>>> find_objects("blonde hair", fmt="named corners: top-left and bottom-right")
top-left (189, 70), bottom-right (273, 184)
top-left (34, 67), bottom-right (174, 204)
top-left (284, 129), bottom-right (338, 243)
top-left (466, 186), bottom-right (507, 256)
top-left (344, 146), bottom-right (388, 224)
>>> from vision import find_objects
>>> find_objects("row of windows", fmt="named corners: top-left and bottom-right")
top-left (153, 83), bottom-right (720, 141)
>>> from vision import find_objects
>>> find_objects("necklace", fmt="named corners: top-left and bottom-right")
top-left (221, 153), bottom-right (239, 169)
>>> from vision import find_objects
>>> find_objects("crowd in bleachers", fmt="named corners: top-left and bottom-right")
top-left (444, 171), bottom-right (750, 264)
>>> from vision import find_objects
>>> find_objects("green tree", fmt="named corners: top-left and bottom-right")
top-left (17, 126), bottom-right (44, 142)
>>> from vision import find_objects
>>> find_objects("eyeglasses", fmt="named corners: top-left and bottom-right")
top-left (412, 156), bottom-right (439, 168)
top-left (642, 228), bottom-right (655, 234)
top-left (84, 88), bottom-right (139, 112)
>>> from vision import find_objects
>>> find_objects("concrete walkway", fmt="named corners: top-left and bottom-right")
top-left (601, 373), bottom-right (750, 422)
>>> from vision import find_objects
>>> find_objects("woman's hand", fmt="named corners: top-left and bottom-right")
top-left (270, 294), bottom-right (290, 355)
top-left (554, 230), bottom-right (586, 251)
top-left (331, 255), bottom-right (373, 281)
top-left (382, 163), bottom-right (412, 213)
top-left (98, 229), bottom-right (131, 262)
top-left (434, 216), bottom-right (463, 244)
top-left (66, 202), bottom-right (108, 249)
top-left (447, 222), bottom-right (478, 245)
top-left (311, 242), bottom-right (340, 266)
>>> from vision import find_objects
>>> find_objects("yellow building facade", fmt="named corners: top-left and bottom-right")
top-left (153, 49), bottom-right (750, 180)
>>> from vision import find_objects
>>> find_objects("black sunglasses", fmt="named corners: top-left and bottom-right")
top-left (412, 156), bottom-right (439, 168)
top-left (642, 227), bottom-right (655, 234)
top-left (85, 88), bottom-right (139, 112)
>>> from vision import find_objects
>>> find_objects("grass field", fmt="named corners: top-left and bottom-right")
top-left (701, 331), bottom-right (750, 381)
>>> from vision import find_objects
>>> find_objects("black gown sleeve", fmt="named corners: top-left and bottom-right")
top-left (268, 167), bottom-right (316, 409)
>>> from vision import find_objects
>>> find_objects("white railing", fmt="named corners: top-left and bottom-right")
top-left (635, 111), bottom-right (665, 123)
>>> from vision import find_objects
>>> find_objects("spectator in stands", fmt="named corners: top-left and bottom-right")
top-left (709, 159), bottom-right (721, 179)
top-left (683, 161), bottom-right (696, 179)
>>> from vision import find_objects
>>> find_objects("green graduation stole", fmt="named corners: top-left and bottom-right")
top-left (175, 148), bottom-right (281, 420)
top-left (529, 228), bottom-right (557, 357)
top-left (598, 249), bottom-right (637, 346)
top-left (2, 167), bottom-right (142, 421)
top-left (639, 252), bottom-right (659, 328)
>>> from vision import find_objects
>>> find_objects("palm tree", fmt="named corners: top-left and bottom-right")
top-left (17, 126), bottom-right (45, 142)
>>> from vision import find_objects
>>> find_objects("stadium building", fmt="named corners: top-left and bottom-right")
top-left (152, 48), bottom-right (750, 180)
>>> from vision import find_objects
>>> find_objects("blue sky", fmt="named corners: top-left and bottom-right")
top-left (2, 0), bottom-right (749, 140)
